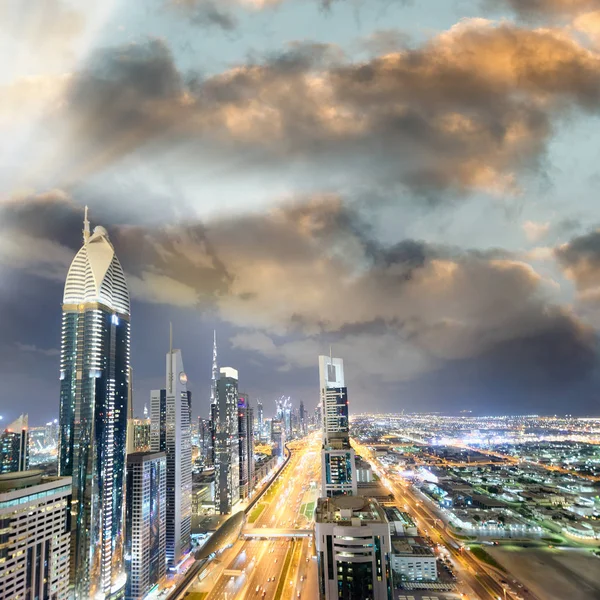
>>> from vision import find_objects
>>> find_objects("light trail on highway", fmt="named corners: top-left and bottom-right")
top-left (185, 433), bottom-right (322, 600)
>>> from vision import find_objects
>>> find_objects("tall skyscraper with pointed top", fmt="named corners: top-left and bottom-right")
top-left (58, 208), bottom-right (130, 599)
top-left (150, 326), bottom-right (192, 567)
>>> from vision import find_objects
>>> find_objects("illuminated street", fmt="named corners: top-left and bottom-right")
top-left (182, 433), bottom-right (321, 600)
top-left (352, 439), bottom-right (531, 600)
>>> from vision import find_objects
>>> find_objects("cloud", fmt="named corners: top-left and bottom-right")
top-left (3, 190), bottom-right (597, 412)
top-left (169, 0), bottom-right (238, 30)
top-left (555, 228), bottom-right (600, 293)
top-left (523, 220), bottom-right (551, 241)
top-left (494, 0), bottom-right (600, 19)
top-left (31, 19), bottom-right (600, 203)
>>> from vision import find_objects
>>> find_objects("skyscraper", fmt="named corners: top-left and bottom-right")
top-left (318, 355), bottom-right (357, 497)
top-left (58, 210), bottom-right (130, 599)
top-left (214, 367), bottom-right (240, 514)
top-left (271, 418), bottom-right (285, 459)
top-left (237, 393), bottom-right (256, 498)
top-left (0, 414), bottom-right (29, 473)
top-left (209, 331), bottom-right (218, 467)
top-left (246, 404), bottom-right (255, 494)
top-left (299, 401), bottom-right (306, 436)
top-left (238, 393), bottom-right (250, 499)
top-left (198, 417), bottom-right (212, 466)
top-left (125, 451), bottom-right (167, 600)
top-left (150, 328), bottom-right (192, 567)
top-left (256, 400), bottom-right (264, 442)
top-left (315, 355), bottom-right (391, 600)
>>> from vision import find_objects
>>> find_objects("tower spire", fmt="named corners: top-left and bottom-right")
top-left (210, 330), bottom-right (218, 405)
top-left (83, 205), bottom-right (90, 243)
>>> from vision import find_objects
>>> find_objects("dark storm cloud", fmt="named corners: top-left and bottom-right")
top-left (5, 193), bottom-right (596, 400)
top-left (555, 228), bottom-right (600, 292)
top-left (37, 20), bottom-right (600, 199)
top-left (493, 0), bottom-right (600, 19)
top-left (170, 0), bottom-right (238, 31)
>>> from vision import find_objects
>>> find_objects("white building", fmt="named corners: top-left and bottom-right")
top-left (318, 355), bottom-right (357, 497)
top-left (150, 329), bottom-right (192, 567)
top-left (125, 451), bottom-right (167, 600)
top-left (0, 471), bottom-right (71, 600)
top-left (315, 495), bottom-right (392, 600)
top-left (390, 539), bottom-right (437, 582)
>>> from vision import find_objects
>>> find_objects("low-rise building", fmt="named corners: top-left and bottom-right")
top-left (390, 537), bottom-right (437, 582)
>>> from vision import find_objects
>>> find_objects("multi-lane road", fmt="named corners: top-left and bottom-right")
top-left (353, 439), bottom-right (528, 600)
top-left (182, 433), bottom-right (322, 600)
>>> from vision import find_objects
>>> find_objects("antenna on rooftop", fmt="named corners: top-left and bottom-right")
top-left (83, 206), bottom-right (90, 242)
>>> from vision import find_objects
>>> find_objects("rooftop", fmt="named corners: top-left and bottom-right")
top-left (315, 495), bottom-right (388, 525)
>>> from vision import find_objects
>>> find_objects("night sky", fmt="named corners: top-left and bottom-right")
top-left (2, 0), bottom-right (600, 424)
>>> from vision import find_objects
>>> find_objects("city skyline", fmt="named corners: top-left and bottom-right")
top-left (5, 2), bottom-right (600, 425)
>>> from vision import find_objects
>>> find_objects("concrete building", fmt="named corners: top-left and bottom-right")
top-left (0, 415), bottom-right (28, 473)
top-left (315, 495), bottom-right (392, 600)
top-left (0, 471), bottom-right (71, 600)
top-left (150, 328), bottom-right (192, 567)
top-left (125, 452), bottom-right (167, 600)
top-left (318, 355), bottom-right (357, 497)
top-left (390, 538), bottom-right (437, 582)
top-left (356, 457), bottom-right (373, 483)
top-left (58, 211), bottom-right (130, 599)
top-left (214, 367), bottom-right (240, 514)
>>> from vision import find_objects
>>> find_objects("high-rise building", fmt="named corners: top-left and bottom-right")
top-left (318, 355), bottom-right (357, 497)
top-left (150, 328), bottom-right (192, 567)
top-left (209, 331), bottom-right (218, 467)
top-left (0, 470), bottom-right (72, 600)
top-left (198, 417), bottom-right (212, 466)
top-left (299, 401), bottom-right (306, 436)
top-left (238, 393), bottom-right (250, 499)
top-left (276, 396), bottom-right (293, 439)
top-left (315, 495), bottom-right (392, 600)
top-left (271, 419), bottom-right (285, 458)
top-left (58, 210), bottom-right (130, 598)
top-left (237, 393), bottom-right (256, 498)
top-left (256, 400), bottom-right (264, 441)
top-left (214, 367), bottom-right (240, 514)
top-left (125, 452), bottom-right (167, 600)
top-left (0, 414), bottom-right (29, 473)
top-left (246, 404), bottom-right (255, 494)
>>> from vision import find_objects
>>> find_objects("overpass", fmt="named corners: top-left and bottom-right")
top-left (243, 528), bottom-right (313, 539)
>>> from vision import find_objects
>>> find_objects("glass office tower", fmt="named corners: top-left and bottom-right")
top-left (58, 211), bottom-right (130, 599)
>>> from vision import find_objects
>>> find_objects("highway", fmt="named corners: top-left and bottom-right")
top-left (184, 433), bottom-right (321, 600)
top-left (353, 439), bottom-right (527, 600)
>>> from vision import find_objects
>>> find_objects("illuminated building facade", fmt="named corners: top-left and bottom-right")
top-left (58, 211), bottom-right (130, 599)
top-left (318, 355), bottom-right (357, 497)
top-left (238, 393), bottom-right (255, 498)
top-left (0, 471), bottom-right (72, 600)
top-left (214, 367), bottom-right (240, 514)
top-left (125, 452), bottom-right (166, 600)
top-left (0, 415), bottom-right (29, 473)
top-left (150, 331), bottom-right (192, 567)
top-left (315, 496), bottom-right (392, 600)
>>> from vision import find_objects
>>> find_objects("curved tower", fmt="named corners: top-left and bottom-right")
top-left (58, 208), bottom-right (130, 599)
